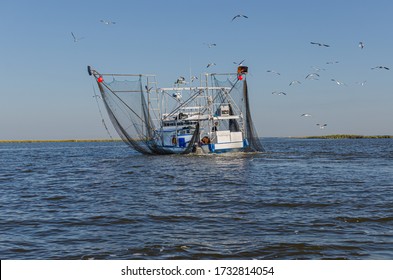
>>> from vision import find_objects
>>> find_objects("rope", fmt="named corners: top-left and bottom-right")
top-left (92, 83), bottom-right (114, 140)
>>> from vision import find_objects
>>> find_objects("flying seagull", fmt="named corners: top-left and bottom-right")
top-left (359, 41), bottom-right (364, 49)
top-left (317, 124), bottom-right (327, 129)
top-left (191, 76), bottom-right (198, 82)
top-left (331, 78), bottom-right (347, 86)
top-left (305, 73), bottom-right (320, 80)
top-left (175, 76), bottom-right (186, 84)
top-left (356, 80), bottom-right (367, 86)
top-left (301, 113), bottom-right (312, 117)
top-left (326, 61), bottom-right (339, 64)
top-left (310, 41), bottom-right (330, 47)
top-left (100, 19), bottom-right (116, 25)
top-left (289, 80), bottom-right (301, 86)
top-left (232, 14), bottom-right (248, 21)
top-left (204, 43), bottom-right (217, 48)
top-left (371, 66), bottom-right (390, 70)
top-left (206, 63), bottom-right (216, 68)
top-left (145, 85), bottom-right (153, 92)
top-left (311, 66), bottom-right (326, 72)
top-left (272, 91), bottom-right (287, 95)
top-left (267, 70), bottom-right (280, 75)
top-left (172, 92), bottom-right (182, 100)
top-left (71, 32), bottom-right (84, 42)
top-left (233, 59), bottom-right (245, 65)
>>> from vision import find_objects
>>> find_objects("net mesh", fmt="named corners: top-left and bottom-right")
top-left (94, 71), bottom-right (264, 154)
top-left (212, 75), bottom-right (264, 152)
top-left (97, 76), bottom-right (198, 155)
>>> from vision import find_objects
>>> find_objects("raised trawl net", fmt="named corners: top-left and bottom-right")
top-left (88, 65), bottom-right (264, 155)
top-left (96, 75), bottom-right (198, 155)
top-left (212, 75), bottom-right (264, 152)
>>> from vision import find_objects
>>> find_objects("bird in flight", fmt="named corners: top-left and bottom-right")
top-left (371, 66), bottom-right (390, 70)
top-left (100, 19), bottom-right (116, 25)
top-left (359, 41), bottom-right (364, 49)
top-left (317, 124), bottom-right (327, 129)
top-left (326, 61), bottom-right (339, 64)
top-left (71, 32), bottom-right (84, 42)
top-left (310, 41), bottom-right (330, 47)
top-left (233, 59), bottom-right (245, 65)
top-left (311, 66), bottom-right (326, 72)
top-left (175, 76), bottom-right (186, 84)
top-left (207, 63), bottom-right (216, 68)
top-left (289, 80), bottom-right (301, 86)
top-left (305, 73), bottom-right (320, 80)
top-left (204, 43), bottom-right (217, 48)
top-left (232, 14), bottom-right (248, 21)
top-left (272, 91), bottom-right (287, 95)
top-left (301, 113), bottom-right (312, 117)
top-left (331, 79), bottom-right (347, 86)
top-left (267, 70), bottom-right (280, 75)
top-left (356, 80), bottom-right (367, 86)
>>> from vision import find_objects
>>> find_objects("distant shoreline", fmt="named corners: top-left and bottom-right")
top-left (0, 139), bottom-right (122, 143)
top-left (1, 135), bottom-right (392, 143)
top-left (292, 134), bottom-right (393, 139)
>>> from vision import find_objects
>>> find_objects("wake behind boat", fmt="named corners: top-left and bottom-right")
top-left (87, 65), bottom-right (264, 155)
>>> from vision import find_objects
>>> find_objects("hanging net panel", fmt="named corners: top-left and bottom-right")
top-left (92, 71), bottom-right (198, 155)
top-left (212, 74), bottom-right (264, 152)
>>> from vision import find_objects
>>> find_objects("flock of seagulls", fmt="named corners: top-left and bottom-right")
top-left (79, 14), bottom-right (389, 134)
top-left (268, 40), bottom-right (391, 131)
top-left (198, 14), bottom-right (249, 69)
top-left (71, 19), bottom-right (116, 43)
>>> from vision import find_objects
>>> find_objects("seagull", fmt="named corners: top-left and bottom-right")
top-left (359, 41), bottom-right (364, 49)
top-left (272, 91), bottom-right (287, 95)
top-left (71, 32), bottom-right (84, 42)
top-left (356, 80), bottom-right (367, 86)
top-left (331, 78), bottom-right (347, 86)
top-left (289, 80), bottom-right (301, 86)
top-left (145, 85), bottom-right (153, 92)
top-left (206, 63), bottom-right (216, 68)
top-left (310, 41), bottom-right (330, 47)
top-left (311, 66), bottom-right (326, 71)
top-left (301, 113), bottom-right (312, 117)
top-left (267, 70), bottom-right (280, 75)
top-left (233, 59), bottom-right (245, 65)
top-left (191, 76), bottom-right (198, 82)
top-left (172, 92), bottom-right (182, 100)
top-left (232, 14), bottom-right (248, 21)
top-left (371, 66), bottom-right (390, 70)
top-left (317, 124), bottom-right (327, 129)
top-left (326, 61), bottom-right (339, 64)
top-left (204, 43), bottom-right (217, 48)
top-left (175, 76), bottom-right (186, 84)
top-left (100, 19), bottom-right (116, 25)
top-left (305, 73), bottom-right (320, 80)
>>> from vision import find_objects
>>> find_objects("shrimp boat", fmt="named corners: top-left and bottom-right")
top-left (87, 65), bottom-right (264, 155)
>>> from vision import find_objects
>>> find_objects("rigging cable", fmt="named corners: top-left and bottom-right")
top-left (92, 82), bottom-right (114, 140)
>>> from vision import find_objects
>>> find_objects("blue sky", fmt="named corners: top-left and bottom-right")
top-left (1, 0), bottom-right (392, 139)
